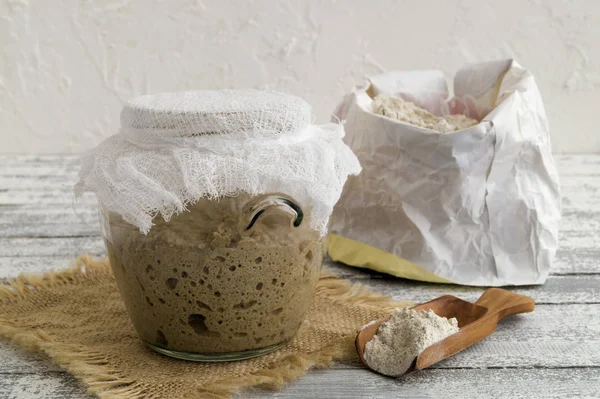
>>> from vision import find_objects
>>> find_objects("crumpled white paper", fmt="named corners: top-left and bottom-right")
top-left (331, 59), bottom-right (561, 286)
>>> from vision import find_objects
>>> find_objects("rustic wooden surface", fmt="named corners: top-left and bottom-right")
top-left (0, 154), bottom-right (598, 399)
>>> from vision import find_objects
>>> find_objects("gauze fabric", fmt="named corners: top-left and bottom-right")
top-left (77, 90), bottom-right (361, 236)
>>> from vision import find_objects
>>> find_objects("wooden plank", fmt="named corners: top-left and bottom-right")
top-left (554, 154), bottom-right (600, 176)
top-left (553, 247), bottom-right (600, 275)
top-left (0, 212), bottom-right (598, 275)
top-left (0, 190), bottom-right (97, 206)
top-left (0, 207), bottom-right (595, 240)
top-left (0, 239), bottom-right (596, 279)
top-left (340, 272), bottom-right (600, 305)
top-left (0, 367), bottom-right (597, 399)
top-left (0, 158), bottom-right (79, 169)
top-left (20, 255), bottom-right (549, 280)
top-left (2, 172), bottom-right (585, 192)
top-left (0, 213), bottom-right (599, 276)
top-left (560, 181), bottom-right (600, 212)
top-left (0, 175), bottom-right (584, 198)
top-left (1, 155), bottom-right (595, 183)
top-left (0, 154), bottom-right (79, 163)
top-left (0, 175), bottom-right (78, 189)
top-left (2, 177), bottom-right (596, 211)
top-left (2, 304), bottom-right (598, 374)
top-left (559, 227), bottom-right (600, 248)
top-left (0, 257), bottom-right (84, 278)
top-left (8, 152), bottom-right (595, 174)
top-left (0, 345), bottom-right (63, 373)
top-left (0, 243), bottom-right (596, 280)
top-left (3, 215), bottom-right (594, 276)
top-left (562, 209), bottom-right (600, 232)
top-left (0, 153), bottom-right (597, 176)
top-left (1, 166), bottom-right (598, 213)
top-left (0, 247), bottom-right (593, 281)
top-left (0, 246), bottom-right (596, 283)
top-left (0, 373), bottom-right (84, 399)
top-left (0, 224), bottom-right (100, 238)
top-left (0, 196), bottom-right (594, 223)
top-left (328, 247), bottom-right (600, 278)
top-left (0, 237), bottom-right (105, 257)
top-left (242, 368), bottom-right (599, 399)
top-left (434, 340), bottom-right (600, 369)
top-left (0, 206), bottom-right (99, 225)
top-left (327, 247), bottom-right (600, 277)
top-left (0, 224), bottom-right (596, 255)
top-left (446, 303), bottom-right (600, 344)
top-left (0, 208), bottom-right (595, 239)
top-left (0, 210), bottom-right (597, 255)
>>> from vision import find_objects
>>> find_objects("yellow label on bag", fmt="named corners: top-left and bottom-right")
top-left (328, 234), bottom-right (453, 284)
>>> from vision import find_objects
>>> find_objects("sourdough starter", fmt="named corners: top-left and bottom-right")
top-left (105, 194), bottom-right (322, 354)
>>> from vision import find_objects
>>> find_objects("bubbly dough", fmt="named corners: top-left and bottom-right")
top-left (105, 194), bottom-right (322, 354)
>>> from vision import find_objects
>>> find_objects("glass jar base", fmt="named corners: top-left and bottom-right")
top-left (145, 341), bottom-right (287, 362)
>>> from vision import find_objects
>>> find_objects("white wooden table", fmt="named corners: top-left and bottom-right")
top-left (1, 154), bottom-right (599, 399)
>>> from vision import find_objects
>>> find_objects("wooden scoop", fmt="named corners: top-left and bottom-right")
top-left (356, 288), bottom-right (535, 376)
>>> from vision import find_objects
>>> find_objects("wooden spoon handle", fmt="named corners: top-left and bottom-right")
top-left (416, 289), bottom-right (534, 371)
top-left (475, 288), bottom-right (535, 319)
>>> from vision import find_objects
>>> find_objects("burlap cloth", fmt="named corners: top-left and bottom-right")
top-left (0, 255), bottom-right (408, 399)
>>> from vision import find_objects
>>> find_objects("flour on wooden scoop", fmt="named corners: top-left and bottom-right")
top-left (363, 307), bottom-right (459, 376)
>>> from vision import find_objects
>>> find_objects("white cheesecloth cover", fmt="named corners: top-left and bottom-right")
top-left (76, 90), bottom-right (362, 236)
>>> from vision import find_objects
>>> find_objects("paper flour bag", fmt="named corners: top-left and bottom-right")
top-left (329, 59), bottom-right (561, 286)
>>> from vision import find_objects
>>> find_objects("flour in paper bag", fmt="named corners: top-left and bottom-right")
top-left (363, 308), bottom-right (459, 376)
top-left (372, 94), bottom-right (478, 132)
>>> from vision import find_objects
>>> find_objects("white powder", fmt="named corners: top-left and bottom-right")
top-left (371, 94), bottom-right (478, 133)
top-left (363, 307), bottom-right (459, 376)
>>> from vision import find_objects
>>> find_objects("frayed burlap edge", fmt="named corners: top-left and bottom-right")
top-left (0, 255), bottom-right (408, 399)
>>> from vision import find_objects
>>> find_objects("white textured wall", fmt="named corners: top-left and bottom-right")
top-left (1, 0), bottom-right (599, 153)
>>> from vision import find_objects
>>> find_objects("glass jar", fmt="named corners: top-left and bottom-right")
top-left (101, 193), bottom-right (325, 361)
top-left (78, 90), bottom-right (361, 362)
